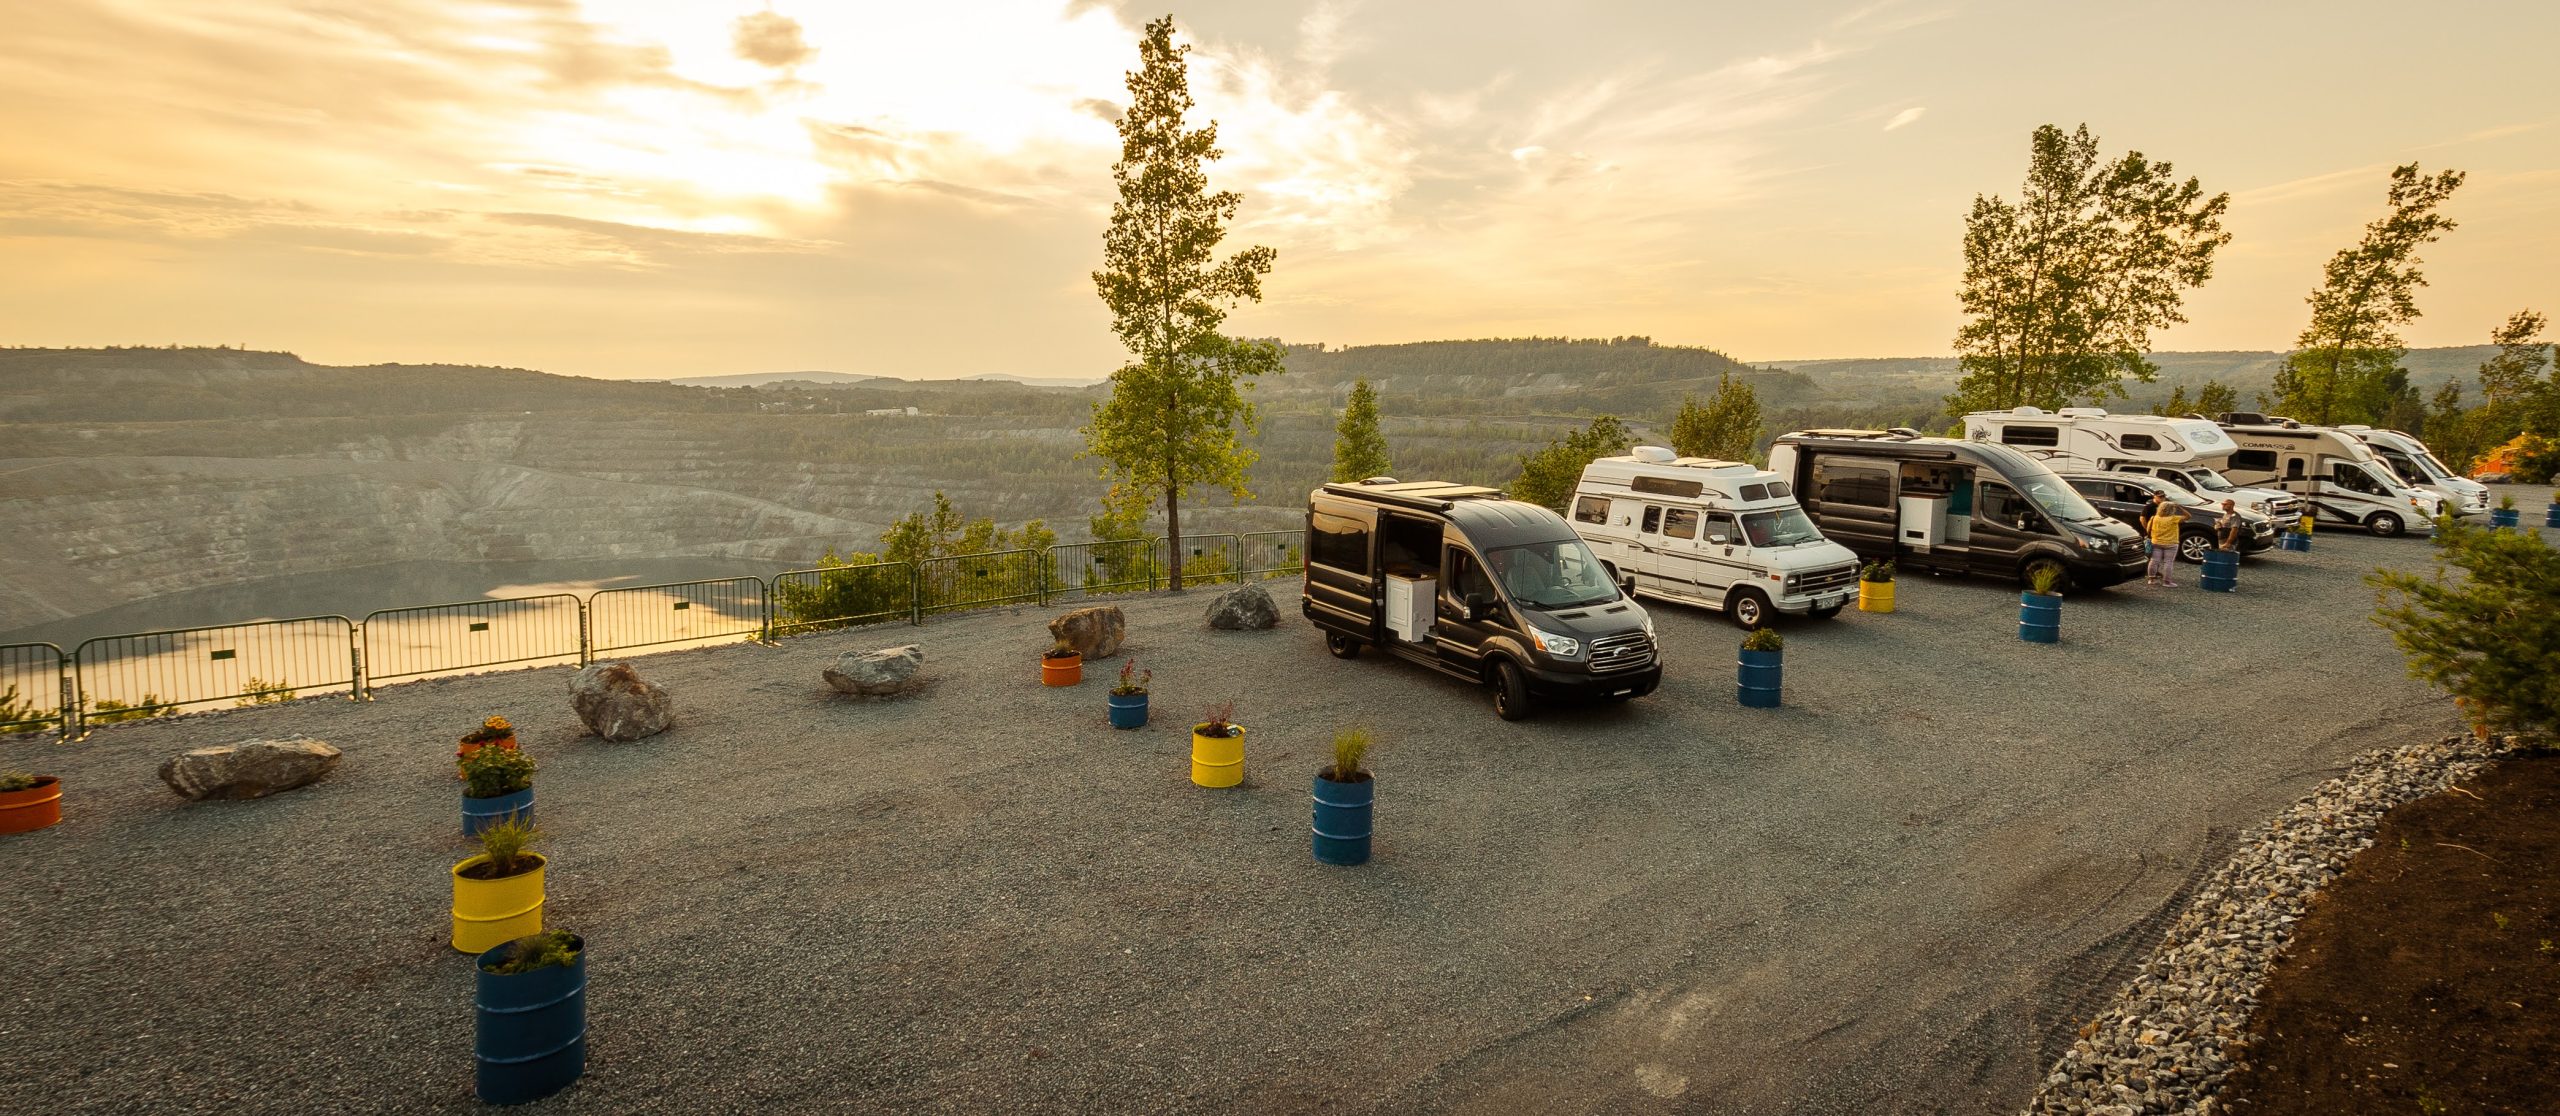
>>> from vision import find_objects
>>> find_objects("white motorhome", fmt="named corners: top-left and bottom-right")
top-left (2338, 425), bottom-right (2491, 519)
top-left (1962, 406), bottom-right (2304, 527)
top-left (1568, 447), bottom-right (1862, 628)
top-left (2214, 417), bottom-right (2447, 537)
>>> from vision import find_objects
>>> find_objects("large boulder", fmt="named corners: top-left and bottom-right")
top-left (825, 645), bottom-right (925, 698)
top-left (1205, 584), bottom-right (1280, 631)
top-left (1047, 606), bottom-right (1126, 659)
top-left (570, 661), bottom-right (674, 742)
top-left (160, 736), bottom-right (342, 801)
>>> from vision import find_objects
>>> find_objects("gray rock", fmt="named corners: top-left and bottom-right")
top-left (1204, 584), bottom-right (1279, 631)
top-left (1046, 607), bottom-right (1125, 659)
top-left (825, 645), bottom-right (925, 698)
top-left (159, 735), bottom-right (342, 800)
top-left (570, 661), bottom-right (674, 742)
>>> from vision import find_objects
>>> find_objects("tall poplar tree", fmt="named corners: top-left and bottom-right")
top-left (1329, 379), bottom-right (1391, 482)
top-left (2271, 163), bottom-right (2464, 425)
top-left (1667, 370), bottom-right (1766, 462)
top-left (1948, 124), bottom-right (2231, 414)
top-left (1084, 15), bottom-right (1281, 589)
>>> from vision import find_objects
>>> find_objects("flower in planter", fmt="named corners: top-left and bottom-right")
top-left (1196, 698), bottom-right (1239, 737)
top-left (461, 716), bottom-right (515, 746)
top-left (1111, 659), bottom-right (1152, 697)
top-left (1741, 627), bottom-right (1784, 654)
top-left (1859, 559), bottom-right (1895, 583)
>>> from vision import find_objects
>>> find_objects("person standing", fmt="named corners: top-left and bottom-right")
top-left (2214, 499), bottom-right (2244, 552)
top-left (2145, 496), bottom-right (2187, 587)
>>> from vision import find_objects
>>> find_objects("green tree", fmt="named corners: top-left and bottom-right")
top-left (2370, 520), bottom-right (2560, 738)
top-left (2272, 163), bottom-right (2464, 425)
top-left (1667, 371), bottom-right (1765, 462)
top-left (1510, 416), bottom-right (1634, 511)
top-left (2194, 379), bottom-right (2238, 418)
top-left (1330, 379), bottom-right (1391, 482)
top-left (1083, 16), bottom-right (1282, 590)
top-left (1949, 123), bottom-right (2231, 413)
top-left (2473, 309), bottom-right (2553, 441)
top-left (2424, 381), bottom-right (2481, 472)
top-left (2151, 385), bottom-right (2193, 417)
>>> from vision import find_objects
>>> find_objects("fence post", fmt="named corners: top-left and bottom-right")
top-left (577, 600), bottom-right (592, 666)
top-left (57, 652), bottom-right (77, 741)
top-left (349, 621), bottom-right (367, 701)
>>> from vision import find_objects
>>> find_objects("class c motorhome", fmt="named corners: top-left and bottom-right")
top-left (2336, 425), bottom-right (2491, 518)
top-left (2211, 414), bottom-right (2447, 537)
top-left (1302, 479), bottom-right (1662, 721)
top-left (1962, 406), bottom-right (2304, 528)
top-left (1566, 447), bottom-right (1861, 628)
top-left (1765, 429), bottom-right (2147, 590)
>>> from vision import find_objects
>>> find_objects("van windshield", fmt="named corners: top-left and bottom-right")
top-left (1486, 539), bottom-right (1621, 610)
top-left (1742, 507), bottom-right (1823, 547)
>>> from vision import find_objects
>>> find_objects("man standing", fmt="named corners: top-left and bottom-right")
top-left (2145, 496), bottom-right (2187, 587)
top-left (2214, 499), bottom-right (2245, 552)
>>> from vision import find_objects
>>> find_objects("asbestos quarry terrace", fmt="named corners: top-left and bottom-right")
top-left (0, 520), bottom-right (2494, 1115)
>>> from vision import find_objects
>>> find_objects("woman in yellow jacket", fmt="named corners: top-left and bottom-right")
top-left (2144, 496), bottom-right (2187, 587)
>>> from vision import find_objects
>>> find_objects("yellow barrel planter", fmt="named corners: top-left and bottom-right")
top-left (452, 853), bottom-right (547, 954)
top-left (1857, 561), bottom-right (1896, 613)
top-left (1190, 723), bottom-right (1245, 788)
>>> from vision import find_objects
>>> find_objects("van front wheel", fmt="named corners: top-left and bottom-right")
top-left (1326, 632), bottom-right (1363, 659)
top-left (1728, 588), bottom-right (1772, 630)
top-left (1492, 660), bottom-right (1533, 721)
top-left (2366, 511), bottom-right (2405, 537)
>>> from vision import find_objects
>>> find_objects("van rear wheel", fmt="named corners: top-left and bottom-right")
top-left (1492, 660), bottom-right (1532, 721)
top-left (1325, 632), bottom-right (1363, 659)
top-left (2366, 511), bottom-right (2405, 537)
top-left (1728, 588), bottom-right (1772, 630)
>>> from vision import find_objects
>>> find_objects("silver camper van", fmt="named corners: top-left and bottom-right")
top-left (1567, 447), bottom-right (1860, 628)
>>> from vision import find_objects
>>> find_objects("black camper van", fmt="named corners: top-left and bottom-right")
top-left (1765, 430), bottom-right (2146, 590)
top-left (1303, 480), bottom-right (1662, 720)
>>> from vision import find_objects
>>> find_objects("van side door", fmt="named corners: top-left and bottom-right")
top-left (1432, 542), bottom-right (1501, 675)
top-left (1970, 479), bottom-right (2058, 573)
top-left (1304, 503), bottom-right (1380, 640)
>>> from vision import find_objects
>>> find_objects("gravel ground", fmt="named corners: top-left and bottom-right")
top-left (2, 492), bottom-right (2550, 1115)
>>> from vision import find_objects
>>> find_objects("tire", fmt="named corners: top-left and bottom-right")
top-left (1728, 587), bottom-right (1772, 630)
top-left (1808, 603), bottom-right (1844, 620)
top-left (2366, 511), bottom-right (2405, 538)
top-left (2020, 556), bottom-right (2072, 594)
top-left (1325, 632), bottom-right (1362, 659)
top-left (2178, 531), bottom-right (2213, 563)
top-left (1492, 659), bottom-right (1532, 721)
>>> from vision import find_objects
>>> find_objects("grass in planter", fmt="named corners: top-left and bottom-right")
top-left (460, 744), bottom-right (537, 799)
top-left (481, 929), bottom-right (582, 975)
top-left (1860, 559), bottom-right (1895, 583)
top-left (1741, 627), bottom-right (1784, 653)
top-left (2027, 564), bottom-right (2063, 596)
top-left (1044, 637), bottom-right (1080, 661)
top-left (1325, 727), bottom-right (1373, 783)
top-left (462, 818), bottom-right (543, 880)
top-left (0, 770), bottom-right (45, 792)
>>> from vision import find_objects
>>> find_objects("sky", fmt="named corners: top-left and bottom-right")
top-left (1, 0), bottom-right (2553, 380)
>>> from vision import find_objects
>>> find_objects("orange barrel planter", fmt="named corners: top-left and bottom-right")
top-left (1, 775), bottom-right (63, 835)
top-left (1190, 724), bottom-right (1245, 788)
top-left (1041, 651), bottom-right (1083, 687)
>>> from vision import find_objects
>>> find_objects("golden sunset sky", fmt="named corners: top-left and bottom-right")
top-left (3, 0), bottom-right (2553, 379)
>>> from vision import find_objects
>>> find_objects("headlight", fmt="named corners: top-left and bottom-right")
top-left (2077, 533), bottom-right (2111, 550)
top-left (1528, 627), bottom-right (1581, 658)
top-left (2248, 500), bottom-right (2269, 513)
top-left (1638, 613), bottom-right (1656, 640)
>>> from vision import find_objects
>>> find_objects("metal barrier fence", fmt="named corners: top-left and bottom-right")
top-left (362, 595), bottom-right (586, 688)
top-left (43, 532), bottom-right (1308, 736)
top-left (1, 642), bottom-right (68, 736)
top-left (769, 562), bottom-right (916, 635)
top-left (73, 616), bottom-right (359, 722)
top-left (588, 577), bottom-right (768, 657)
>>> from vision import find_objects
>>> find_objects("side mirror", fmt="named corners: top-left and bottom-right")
top-left (1708, 532), bottom-right (1730, 545)
top-left (1464, 592), bottom-right (1491, 622)
top-left (1618, 573), bottom-right (1638, 597)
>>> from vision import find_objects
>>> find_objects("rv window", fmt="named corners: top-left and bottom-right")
top-left (2119, 433), bottom-right (2159, 451)
top-left (2285, 458), bottom-right (2305, 480)
top-left (1999, 425), bottom-right (2060, 448)
top-left (2330, 462), bottom-right (2382, 494)
top-left (1443, 546), bottom-right (1491, 606)
top-left (1739, 483), bottom-right (1768, 501)
top-left (1766, 481), bottom-right (1791, 499)
top-left (1641, 506), bottom-right (1662, 533)
top-left (1308, 512), bottom-right (1370, 574)
top-left (1662, 508), bottom-right (1699, 540)
top-left (1571, 496), bottom-right (1612, 525)
top-left (1703, 511), bottom-right (1738, 544)
top-left (1812, 462), bottom-right (1891, 508)
top-left (1632, 476), bottom-right (1706, 499)
top-left (2230, 449), bottom-right (2278, 473)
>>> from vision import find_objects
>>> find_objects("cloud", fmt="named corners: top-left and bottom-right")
top-left (1884, 106), bottom-right (1926, 131)
top-left (732, 11), bottom-right (814, 69)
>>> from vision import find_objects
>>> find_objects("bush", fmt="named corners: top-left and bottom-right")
top-left (2514, 434), bottom-right (2560, 484)
top-left (235, 676), bottom-right (296, 707)
top-left (481, 929), bottom-right (581, 975)
top-left (2028, 564), bottom-right (2063, 595)
top-left (0, 685), bottom-right (56, 735)
top-left (459, 744), bottom-right (536, 799)
top-left (88, 693), bottom-right (174, 723)
top-left (1741, 627), bottom-right (1784, 653)
top-left (465, 818), bottom-right (543, 879)
top-left (0, 770), bottom-right (44, 792)
top-left (1326, 726), bottom-right (1373, 782)
top-left (1860, 559), bottom-right (1895, 583)
top-left (2369, 519), bottom-right (2560, 739)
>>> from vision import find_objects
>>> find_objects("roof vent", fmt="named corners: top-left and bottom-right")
top-left (1886, 427), bottom-right (1924, 439)
top-left (2014, 406), bottom-right (2046, 416)
top-left (2057, 407), bottom-right (2108, 418)
top-left (1630, 445), bottom-right (1677, 464)
top-left (1357, 476), bottom-right (1399, 485)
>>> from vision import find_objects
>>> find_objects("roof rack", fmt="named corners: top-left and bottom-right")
top-left (1319, 480), bottom-right (1505, 512)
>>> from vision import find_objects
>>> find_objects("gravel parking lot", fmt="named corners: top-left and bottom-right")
top-left (3, 492), bottom-right (2549, 1115)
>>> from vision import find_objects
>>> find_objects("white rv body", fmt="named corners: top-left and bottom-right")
top-left (2214, 420), bottom-right (2447, 536)
top-left (1569, 448), bottom-right (1861, 627)
top-left (2337, 426), bottom-right (2490, 518)
top-left (1960, 407), bottom-right (2304, 527)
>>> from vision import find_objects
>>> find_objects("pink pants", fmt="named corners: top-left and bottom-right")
top-left (2148, 544), bottom-right (2178, 580)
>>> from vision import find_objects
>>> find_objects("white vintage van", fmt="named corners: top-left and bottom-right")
top-left (1568, 447), bottom-right (1862, 628)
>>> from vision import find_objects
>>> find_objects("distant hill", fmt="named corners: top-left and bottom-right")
top-left (1769, 345), bottom-right (2501, 407)
top-left (1267, 337), bottom-right (1819, 418)
top-left (665, 370), bottom-right (883, 388)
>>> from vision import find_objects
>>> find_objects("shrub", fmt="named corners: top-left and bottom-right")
top-left (1043, 637), bottom-right (1080, 661)
top-left (0, 770), bottom-right (44, 792)
top-left (1860, 559), bottom-right (1895, 583)
top-left (2369, 519), bottom-right (2560, 739)
top-left (1325, 726), bottom-right (1373, 782)
top-left (1111, 659), bottom-right (1151, 696)
top-left (1, 685), bottom-right (56, 735)
top-left (481, 929), bottom-right (581, 975)
top-left (1741, 627), bottom-right (1784, 653)
top-left (88, 693), bottom-right (174, 724)
top-left (465, 818), bottom-right (543, 879)
top-left (460, 715), bottom-right (513, 745)
top-left (1198, 699), bottom-right (1238, 737)
top-left (2499, 494), bottom-right (2516, 510)
top-left (235, 676), bottom-right (296, 707)
top-left (459, 744), bottom-right (537, 799)
top-left (2512, 434), bottom-right (2560, 484)
top-left (2027, 564), bottom-right (2063, 596)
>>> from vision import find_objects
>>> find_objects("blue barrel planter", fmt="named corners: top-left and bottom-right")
top-left (1106, 691), bottom-right (1148, 730)
top-left (2200, 550), bottom-right (2239, 593)
top-left (2546, 504), bottom-right (2560, 528)
top-left (1311, 773), bottom-right (1373, 866)
top-left (2282, 531), bottom-right (2311, 553)
top-left (463, 787), bottom-right (533, 838)
top-left (475, 936), bottom-right (588, 1105)
top-left (2018, 591), bottom-right (2061, 644)
top-left (2491, 508), bottom-right (2520, 529)
top-left (1736, 648), bottom-right (1783, 708)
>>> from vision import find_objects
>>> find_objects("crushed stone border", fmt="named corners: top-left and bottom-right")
top-left (2022, 731), bottom-right (2538, 1116)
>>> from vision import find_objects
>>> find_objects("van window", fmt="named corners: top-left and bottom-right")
top-left (2285, 457), bottom-right (2305, 480)
top-left (1662, 508), bottom-right (1698, 540)
top-left (1309, 512), bottom-right (1370, 574)
top-left (1977, 483), bottom-right (2050, 533)
top-left (1444, 546), bottom-right (1491, 606)
top-left (1739, 483), bottom-right (1767, 501)
top-left (2331, 462), bottom-right (2384, 494)
top-left (1702, 512), bottom-right (1738, 544)
top-left (1640, 505), bottom-right (1663, 533)
top-left (2230, 449), bottom-right (2277, 473)
top-left (1572, 495), bottom-right (1611, 525)
top-left (1812, 461), bottom-right (1891, 508)
top-left (1379, 515), bottom-right (1440, 578)
top-left (2119, 433), bottom-right (2159, 451)
top-left (1767, 481), bottom-right (1791, 498)
top-left (2000, 425), bottom-right (2060, 447)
